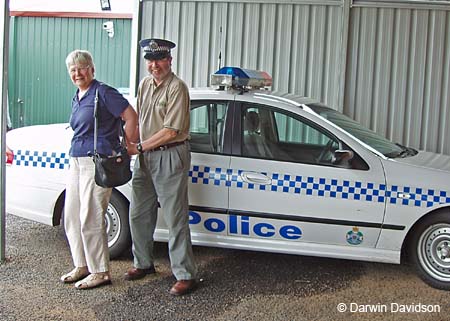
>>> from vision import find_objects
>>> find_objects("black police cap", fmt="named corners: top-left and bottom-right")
top-left (139, 38), bottom-right (176, 60)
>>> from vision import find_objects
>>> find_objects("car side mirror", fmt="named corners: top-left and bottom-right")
top-left (332, 149), bottom-right (354, 167)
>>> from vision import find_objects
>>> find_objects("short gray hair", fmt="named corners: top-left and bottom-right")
top-left (65, 50), bottom-right (95, 69)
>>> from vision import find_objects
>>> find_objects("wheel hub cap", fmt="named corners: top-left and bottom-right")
top-left (437, 242), bottom-right (450, 260)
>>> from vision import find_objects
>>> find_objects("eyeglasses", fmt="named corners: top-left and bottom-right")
top-left (69, 66), bottom-right (91, 75)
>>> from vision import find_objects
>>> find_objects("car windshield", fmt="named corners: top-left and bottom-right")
top-left (308, 104), bottom-right (417, 158)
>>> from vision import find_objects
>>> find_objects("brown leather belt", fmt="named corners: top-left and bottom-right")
top-left (148, 140), bottom-right (186, 152)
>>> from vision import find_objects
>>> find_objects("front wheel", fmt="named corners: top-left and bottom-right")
top-left (409, 212), bottom-right (450, 290)
top-left (105, 190), bottom-right (131, 259)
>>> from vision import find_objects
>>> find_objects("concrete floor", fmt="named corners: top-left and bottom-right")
top-left (1, 214), bottom-right (449, 321)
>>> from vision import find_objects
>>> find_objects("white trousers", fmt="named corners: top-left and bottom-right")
top-left (64, 157), bottom-right (111, 273)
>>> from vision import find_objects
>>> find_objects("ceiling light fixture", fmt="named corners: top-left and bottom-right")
top-left (100, 0), bottom-right (111, 11)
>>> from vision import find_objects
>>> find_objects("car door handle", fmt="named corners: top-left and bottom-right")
top-left (397, 193), bottom-right (411, 199)
top-left (241, 171), bottom-right (272, 185)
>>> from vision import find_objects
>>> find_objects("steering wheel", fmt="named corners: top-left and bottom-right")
top-left (316, 140), bottom-right (335, 163)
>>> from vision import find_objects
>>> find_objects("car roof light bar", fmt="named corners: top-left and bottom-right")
top-left (211, 67), bottom-right (272, 91)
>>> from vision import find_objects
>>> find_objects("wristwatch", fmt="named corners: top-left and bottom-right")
top-left (137, 142), bottom-right (144, 154)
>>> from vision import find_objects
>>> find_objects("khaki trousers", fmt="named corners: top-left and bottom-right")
top-left (129, 142), bottom-right (197, 280)
top-left (65, 157), bottom-right (111, 273)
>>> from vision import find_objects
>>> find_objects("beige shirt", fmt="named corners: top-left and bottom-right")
top-left (136, 72), bottom-right (190, 142)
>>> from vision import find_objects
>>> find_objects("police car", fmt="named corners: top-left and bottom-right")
top-left (6, 67), bottom-right (450, 290)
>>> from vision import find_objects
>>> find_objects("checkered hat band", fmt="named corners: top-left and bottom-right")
top-left (144, 45), bottom-right (170, 52)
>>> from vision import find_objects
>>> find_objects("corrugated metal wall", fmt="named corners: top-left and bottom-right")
top-left (8, 16), bottom-right (132, 127)
top-left (137, 0), bottom-right (450, 155)
top-left (346, 1), bottom-right (450, 155)
top-left (138, 0), bottom-right (344, 108)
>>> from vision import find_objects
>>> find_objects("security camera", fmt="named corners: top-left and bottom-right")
top-left (102, 21), bottom-right (114, 38)
top-left (103, 21), bottom-right (113, 30)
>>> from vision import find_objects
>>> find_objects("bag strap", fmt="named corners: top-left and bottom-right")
top-left (93, 88), bottom-right (99, 155)
top-left (93, 85), bottom-right (127, 156)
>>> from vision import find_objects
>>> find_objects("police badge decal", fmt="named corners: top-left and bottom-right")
top-left (346, 227), bottom-right (364, 245)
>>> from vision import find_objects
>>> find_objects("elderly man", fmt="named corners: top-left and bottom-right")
top-left (125, 38), bottom-right (197, 296)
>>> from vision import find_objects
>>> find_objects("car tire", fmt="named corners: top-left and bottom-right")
top-left (409, 211), bottom-right (450, 290)
top-left (106, 190), bottom-right (132, 259)
top-left (61, 190), bottom-right (131, 259)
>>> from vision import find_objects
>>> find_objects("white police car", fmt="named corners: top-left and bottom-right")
top-left (6, 67), bottom-right (450, 290)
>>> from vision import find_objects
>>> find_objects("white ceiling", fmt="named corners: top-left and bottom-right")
top-left (10, 0), bottom-right (133, 13)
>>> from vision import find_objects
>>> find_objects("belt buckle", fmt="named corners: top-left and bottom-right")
top-left (159, 145), bottom-right (166, 151)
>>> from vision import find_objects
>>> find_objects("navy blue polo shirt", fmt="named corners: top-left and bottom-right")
top-left (69, 80), bottom-right (129, 157)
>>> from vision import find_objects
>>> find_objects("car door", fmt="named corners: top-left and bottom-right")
top-left (185, 99), bottom-right (233, 241)
top-left (228, 100), bottom-right (387, 250)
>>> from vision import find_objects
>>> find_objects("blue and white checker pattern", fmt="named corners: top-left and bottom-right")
top-left (13, 156), bottom-right (450, 208)
top-left (387, 186), bottom-right (450, 207)
top-left (189, 165), bottom-right (450, 208)
top-left (14, 150), bottom-right (70, 170)
top-left (190, 166), bottom-right (229, 186)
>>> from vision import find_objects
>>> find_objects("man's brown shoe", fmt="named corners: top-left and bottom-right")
top-left (169, 279), bottom-right (197, 296)
top-left (124, 266), bottom-right (156, 281)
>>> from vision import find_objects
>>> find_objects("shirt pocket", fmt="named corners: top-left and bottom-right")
top-left (155, 99), bottom-right (168, 116)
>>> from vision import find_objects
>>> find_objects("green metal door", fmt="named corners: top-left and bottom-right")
top-left (8, 16), bottom-right (132, 128)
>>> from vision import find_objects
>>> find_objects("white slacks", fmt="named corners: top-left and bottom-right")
top-left (64, 157), bottom-right (111, 273)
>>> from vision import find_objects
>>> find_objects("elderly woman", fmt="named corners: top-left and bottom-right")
top-left (61, 50), bottom-right (138, 289)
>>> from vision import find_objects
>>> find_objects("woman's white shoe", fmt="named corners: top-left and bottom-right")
top-left (74, 273), bottom-right (111, 289)
top-left (60, 267), bottom-right (90, 283)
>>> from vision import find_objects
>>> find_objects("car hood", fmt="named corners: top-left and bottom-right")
top-left (393, 151), bottom-right (450, 173)
top-left (7, 123), bottom-right (72, 151)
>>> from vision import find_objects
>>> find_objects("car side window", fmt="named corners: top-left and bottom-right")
top-left (241, 104), bottom-right (341, 166)
top-left (190, 101), bottom-right (228, 153)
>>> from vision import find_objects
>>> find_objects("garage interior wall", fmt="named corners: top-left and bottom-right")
top-left (137, 0), bottom-right (450, 155)
top-left (347, 0), bottom-right (450, 155)
top-left (8, 16), bottom-right (132, 128)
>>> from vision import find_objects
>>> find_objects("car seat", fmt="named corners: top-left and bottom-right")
top-left (243, 111), bottom-right (274, 158)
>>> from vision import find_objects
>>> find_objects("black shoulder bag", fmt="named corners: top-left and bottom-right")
top-left (92, 87), bottom-right (132, 188)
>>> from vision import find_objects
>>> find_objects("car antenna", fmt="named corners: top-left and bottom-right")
top-left (217, 24), bottom-right (223, 70)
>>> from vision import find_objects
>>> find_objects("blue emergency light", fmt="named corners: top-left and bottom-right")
top-left (210, 67), bottom-right (272, 90)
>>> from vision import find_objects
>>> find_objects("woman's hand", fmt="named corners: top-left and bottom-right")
top-left (127, 143), bottom-right (139, 156)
